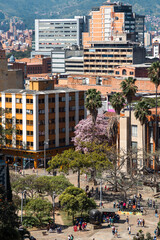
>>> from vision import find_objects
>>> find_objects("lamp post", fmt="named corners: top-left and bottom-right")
top-left (44, 140), bottom-right (49, 175)
top-left (52, 191), bottom-right (56, 224)
top-left (100, 180), bottom-right (102, 208)
top-left (21, 190), bottom-right (26, 224)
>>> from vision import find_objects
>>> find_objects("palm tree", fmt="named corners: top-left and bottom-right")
top-left (120, 77), bottom-right (138, 173)
top-left (148, 61), bottom-right (160, 157)
top-left (110, 92), bottom-right (125, 115)
top-left (85, 89), bottom-right (102, 124)
top-left (134, 99), bottom-right (151, 168)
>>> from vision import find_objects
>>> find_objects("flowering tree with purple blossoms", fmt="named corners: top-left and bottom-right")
top-left (73, 114), bottom-right (109, 152)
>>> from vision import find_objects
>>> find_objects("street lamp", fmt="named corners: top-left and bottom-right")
top-left (21, 190), bottom-right (26, 224)
top-left (52, 191), bottom-right (56, 224)
top-left (44, 140), bottom-right (49, 175)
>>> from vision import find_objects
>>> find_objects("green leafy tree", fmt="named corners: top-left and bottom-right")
top-left (25, 198), bottom-right (52, 226)
top-left (134, 99), bottom-right (151, 166)
top-left (110, 92), bottom-right (125, 115)
top-left (34, 175), bottom-right (72, 197)
top-left (120, 77), bottom-right (138, 173)
top-left (85, 89), bottom-right (102, 124)
top-left (0, 186), bottom-right (20, 240)
top-left (148, 61), bottom-right (160, 158)
top-left (48, 149), bottom-right (89, 188)
top-left (59, 186), bottom-right (96, 224)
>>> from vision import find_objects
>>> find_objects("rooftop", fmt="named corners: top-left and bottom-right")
top-left (2, 87), bottom-right (80, 95)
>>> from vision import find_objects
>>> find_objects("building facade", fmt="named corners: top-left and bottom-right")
top-left (83, 42), bottom-right (145, 76)
top-left (83, 2), bottom-right (144, 47)
top-left (0, 78), bottom-right (86, 168)
top-left (35, 16), bottom-right (88, 52)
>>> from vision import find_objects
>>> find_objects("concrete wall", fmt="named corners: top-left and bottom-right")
top-left (8, 69), bottom-right (24, 90)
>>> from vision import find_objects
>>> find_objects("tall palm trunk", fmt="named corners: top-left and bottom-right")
top-left (142, 123), bottom-right (145, 168)
top-left (155, 86), bottom-right (158, 171)
top-left (129, 103), bottom-right (132, 175)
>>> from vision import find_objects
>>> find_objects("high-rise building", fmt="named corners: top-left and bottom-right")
top-left (83, 2), bottom-right (144, 47)
top-left (35, 16), bottom-right (88, 52)
top-left (144, 32), bottom-right (152, 47)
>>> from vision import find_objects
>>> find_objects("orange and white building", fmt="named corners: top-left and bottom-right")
top-left (0, 77), bottom-right (86, 168)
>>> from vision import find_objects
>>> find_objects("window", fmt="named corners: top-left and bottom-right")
top-left (69, 116), bottom-right (75, 121)
top-left (60, 128), bottom-right (65, 133)
top-left (130, 71), bottom-right (134, 75)
top-left (59, 107), bottom-right (65, 112)
top-left (150, 143), bottom-right (153, 153)
top-left (59, 138), bottom-right (65, 143)
top-left (16, 119), bottom-right (23, 124)
top-left (59, 117), bottom-right (65, 123)
top-left (6, 118), bottom-right (12, 124)
top-left (6, 108), bottom-right (12, 113)
top-left (49, 97), bottom-right (55, 103)
top-left (49, 129), bottom-right (55, 135)
top-left (17, 130), bottom-right (23, 135)
top-left (122, 69), bottom-right (127, 75)
top-left (79, 106), bottom-right (84, 110)
top-left (150, 127), bottom-right (153, 138)
top-left (39, 98), bottom-right (45, 104)
top-left (49, 119), bottom-right (55, 124)
top-left (16, 109), bottom-right (22, 114)
top-left (59, 97), bottom-right (65, 102)
top-left (16, 98), bottom-right (22, 103)
top-left (26, 109), bottom-right (33, 115)
top-left (27, 142), bottom-right (33, 147)
top-left (132, 125), bottom-right (137, 137)
top-left (39, 109), bottom-right (45, 114)
top-left (69, 126), bottom-right (74, 132)
top-left (49, 108), bottom-right (54, 113)
top-left (115, 71), bottom-right (119, 75)
top-left (131, 141), bottom-right (137, 150)
top-left (27, 131), bottom-right (33, 136)
top-left (69, 96), bottom-right (75, 101)
top-left (6, 98), bottom-right (12, 102)
top-left (79, 115), bottom-right (84, 120)
top-left (69, 106), bottom-right (75, 111)
top-left (27, 120), bottom-right (33, 125)
top-left (26, 99), bottom-right (33, 104)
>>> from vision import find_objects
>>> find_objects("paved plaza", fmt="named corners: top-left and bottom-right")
top-left (20, 169), bottom-right (160, 240)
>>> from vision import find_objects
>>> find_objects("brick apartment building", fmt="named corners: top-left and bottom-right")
top-left (9, 55), bottom-right (51, 77)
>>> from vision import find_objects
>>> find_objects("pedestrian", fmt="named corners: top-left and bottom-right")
top-left (126, 216), bottom-right (129, 224)
top-left (112, 225), bottom-right (115, 235)
top-left (70, 235), bottom-right (74, 240)
top-left (68, 235), bottom-right (71, 240)
top-left (32, 167), bottom-right (35, 173)
top-left (155, 209), bottom-right (158, 217)
top-left (139, 193), bottom-right (142, 200)
top-left (142, 219), bottom-right (145, 227)
top-left (137, 218), bottom-right (139, 227)
top-left (153, 201), bottom-right (155, 209)
top-left (113, 202), bottom-right (116, 208)
top-left (128, 225), bottom-right (131, 235)
top-left (140, 206), bottom-right (143, 214)
top-left (154, 229), bottom-right (157, 236)
top-left (115, 229), bottom-right (118, 238)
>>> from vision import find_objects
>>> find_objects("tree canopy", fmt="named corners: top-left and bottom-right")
top-left (85, 89), bottom-right (102, 124)
top-left (110, 92), bottom-right (125, 115)
top-left (59, 186), bottom-right (96, 223)
top-left (73, 114), bottom-right (109, 152)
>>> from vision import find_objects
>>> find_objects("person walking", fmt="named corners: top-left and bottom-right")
top-left (126, 216), bottom-right (129, 224)
top-left (142, 219), bottom-right (145, 227)
top-left (114, 229), bottom-right (118, 238)
top-left (70, 235), bottom-right (74, 240)
top-left (112, 225), bottom-right (115, 236)
top-left (128, 225), bottom-right (131, 235)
